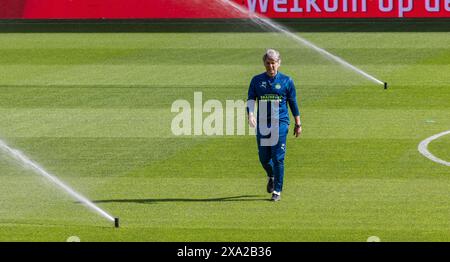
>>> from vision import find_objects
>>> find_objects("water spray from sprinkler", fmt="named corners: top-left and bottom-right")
top-left (219, 0), bottom-right (387, 88)
top-left (0, 139), bottom-right (119, 228)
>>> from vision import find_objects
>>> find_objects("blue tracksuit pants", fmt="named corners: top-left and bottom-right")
top-left (256, 122), bottom-right (289, 193)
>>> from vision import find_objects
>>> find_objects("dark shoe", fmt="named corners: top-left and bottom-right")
top-left (267, 177), bottom-right (274, 193)
top-left (271, 193), bottom-right (281, 202)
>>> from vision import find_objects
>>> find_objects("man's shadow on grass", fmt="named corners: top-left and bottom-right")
top-left (91, 195), bottom-right (269, 205)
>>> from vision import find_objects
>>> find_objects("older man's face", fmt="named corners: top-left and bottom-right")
top-left (264, 57), bottom-right (280, 77)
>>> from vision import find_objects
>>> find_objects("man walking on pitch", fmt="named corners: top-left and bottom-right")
top-left (247, 49), bottom-right (302, 202)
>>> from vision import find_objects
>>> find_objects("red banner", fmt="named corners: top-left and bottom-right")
top-left (1, 0), bottom-right (449, 19)
top-left (243, 0), bottom-right (450, 18)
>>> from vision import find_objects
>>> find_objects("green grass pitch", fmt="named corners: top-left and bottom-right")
top-left (0, 31), bottom-right (449, 242)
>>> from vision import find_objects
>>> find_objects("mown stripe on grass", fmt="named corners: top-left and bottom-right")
top-left (1, 48), bottom-right (449, 65)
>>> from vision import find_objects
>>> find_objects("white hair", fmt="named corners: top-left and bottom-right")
top-left (263, 49), bottom-right (281, 62)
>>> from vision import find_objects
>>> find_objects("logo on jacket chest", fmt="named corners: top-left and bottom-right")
top-left (261, 81), bottom-right (281, 90)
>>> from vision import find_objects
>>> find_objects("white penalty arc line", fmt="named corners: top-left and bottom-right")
top-left (418, 130), bottom-right (450, 167)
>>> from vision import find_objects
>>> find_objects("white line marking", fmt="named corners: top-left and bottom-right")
top-left (418, 130), bottom-right (450, 167)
